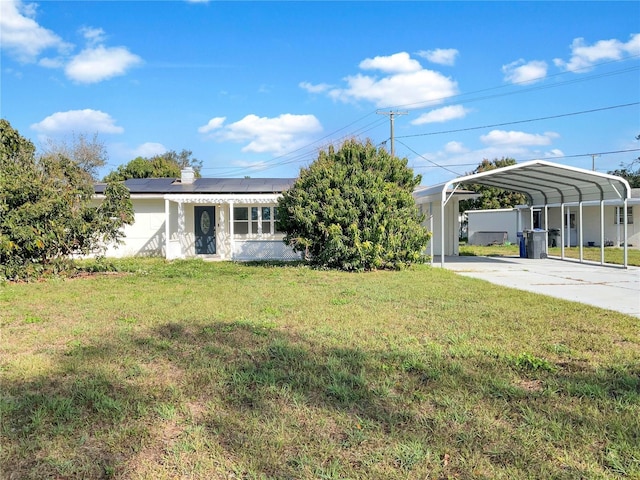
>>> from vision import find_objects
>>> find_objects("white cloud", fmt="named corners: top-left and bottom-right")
top-left (544, 149), bottom-right (565, 158)
top-left (359, 52), bottom-right (422, 74)
top-left (31, 109), bottom-right (124, 135)
top-left (411, 105), bottom-right (470, 125)
top-left (417, 48), bottom-right (459, 66)
top-left (502, 59), bottom-right (548, 85)
top-left (80, 26), bottom-right (107, 46)
top-left (198, 117), bottom-right (226, 134)
top-left (554, 33), bottom-right (640, 71)
top-left (208, 113), bottom-right (322, 155)
top-left (329, 54), bottom-right (458, 108)
top-left (131, 142), bottom-right (167, 158)
top-left (444, 141), bottom-right (468, 154)
top-left (0, 0), bottom-right (72, 62)
top-left (299, 81), bottom-right (332, 94)
top-left (480, 130), bottom-right (559, 147)
top-left (65, 45), bottom-right (142, 83)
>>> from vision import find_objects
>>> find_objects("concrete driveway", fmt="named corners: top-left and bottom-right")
top-left (434, 256), bottom-right (640, 318)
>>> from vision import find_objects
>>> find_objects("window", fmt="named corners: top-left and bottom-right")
top-left (615, 206), bottom-right (634, 225)
top-left (233, 207), bottom-right (249, 234)
top-left (233, 205), bottom-right (282, 236)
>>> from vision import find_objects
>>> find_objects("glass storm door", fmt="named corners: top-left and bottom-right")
top-left (194, 206), bottom-right (216, 254)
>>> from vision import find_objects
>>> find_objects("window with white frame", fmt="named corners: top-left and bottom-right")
top-left (615, 206), bottom-right (634, 224)
top-left (233, 205), bottom-right (282, 236)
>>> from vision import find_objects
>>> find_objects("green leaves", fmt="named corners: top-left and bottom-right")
top-left (459, 158), bottom-right (527, 212)
top-left (277, 139), bottom-right (430, 271)
top-left (0, 120), bottom-right (134, 280)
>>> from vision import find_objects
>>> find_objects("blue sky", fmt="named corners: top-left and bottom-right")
top-left (1, 1), bottom-right (639, 185)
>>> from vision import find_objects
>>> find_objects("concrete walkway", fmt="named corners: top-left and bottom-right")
top-left (434, 256), bottom-right (640, 318)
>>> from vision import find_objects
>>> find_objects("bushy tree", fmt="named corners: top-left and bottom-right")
top-left (103, 149), bottom-right (202, 181)
top-left (0, 120), bottom-right (133, 280)
top-left (459, 158), bottom-right (527, 212)
top-left (42, 132), bottom-right (108, 181)
top-left (277, 139), bottom-right (429, 271)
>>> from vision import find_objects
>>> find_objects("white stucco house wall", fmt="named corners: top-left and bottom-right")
top-left (465, 188), bottom-right (640, 249)
top-left (94, 169), bottom-right (300, 261)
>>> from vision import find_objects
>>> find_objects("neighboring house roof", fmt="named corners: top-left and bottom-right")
top-left (94, 177), bottom-right (297, 195)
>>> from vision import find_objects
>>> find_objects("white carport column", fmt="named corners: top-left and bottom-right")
top-left (600, 200), bottom-right (605, 265)
top-left (164, 198), bottom-right (170, 260)
top-left (623, 198), bottom-right (628, 268)
top-left (560, 204), bottom-right (565, 259)
top-left (578, 202), bottom-right (584, 263)
top-left (441, 188), bottom-right (446, 267)
top-left (228, 201), bottom-right (235, 261)
top-left (544, 205), bottom-right (549, 248)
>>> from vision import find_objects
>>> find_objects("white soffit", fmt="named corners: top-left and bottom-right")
top-left (444, 160), bottom-right (631, 205)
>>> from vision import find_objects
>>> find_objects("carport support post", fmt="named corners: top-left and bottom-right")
top-left (544, 205), bottom-right (549, 249)
top-left (578, 202), bottom-right (584, 263)
top-left (600, 200), bottom-right (605, 265)
top-left (560, 204), bottom-right (565, 260)
top-left (624, 198), bottom-right (628, 268)
top-left (441, 189), bottom-right (446, 268)
top-left (229, 201), bottom-right (235, 261)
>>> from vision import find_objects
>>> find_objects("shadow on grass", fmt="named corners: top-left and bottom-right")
top-left (2, 320), bottom-right (639, 479)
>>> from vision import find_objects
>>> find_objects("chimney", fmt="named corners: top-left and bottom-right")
top-left (181, 167), bottom-right (195, 184)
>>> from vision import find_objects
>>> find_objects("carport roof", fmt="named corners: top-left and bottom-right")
top-left (444, 160), bottom-right (631, 205)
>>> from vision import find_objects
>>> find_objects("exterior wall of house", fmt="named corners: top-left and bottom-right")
top-left (546, 205), bottom-right (638, 248)
top-left (102, 198), bottom-right (167, 258)
top-left (465, 204), bottom-right (639, 249)
top-left (467, 209), bottom-right (519, 245)
top-left (416, 197), bottom-right (461, 256)
top-left (100, 197), bottom-right (299, 260)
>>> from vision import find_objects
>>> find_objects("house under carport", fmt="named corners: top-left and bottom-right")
top-left (436, 160), bottom-right (634, 268)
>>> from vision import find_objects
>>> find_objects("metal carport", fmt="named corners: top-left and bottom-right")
top-left (440, 160), bottom-right (632, 268)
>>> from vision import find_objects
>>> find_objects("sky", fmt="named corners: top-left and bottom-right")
top-left (1, 0), bottom-right (639, 186)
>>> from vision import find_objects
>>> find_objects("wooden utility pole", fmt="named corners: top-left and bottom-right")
top-left (377, 110), bottom-right (408, 157)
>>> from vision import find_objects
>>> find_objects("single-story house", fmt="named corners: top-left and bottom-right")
top-left (94, 161), bottom-right (634, 267)
top-left (93, 168), bottom-right (300, 261)
top-left (93, 168), bottom-right (476, 261)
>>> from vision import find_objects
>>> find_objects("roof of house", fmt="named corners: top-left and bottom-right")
top-left (94, 177), bottom-right (297, 195)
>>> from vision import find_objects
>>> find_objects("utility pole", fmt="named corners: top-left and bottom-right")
top-left (377, 110), bottom-right (408, 157)
top-left (591, 154), bottom-right (600, 171)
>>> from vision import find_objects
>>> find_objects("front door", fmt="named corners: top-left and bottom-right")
top-left (194, 206), bottom-right (216, 254)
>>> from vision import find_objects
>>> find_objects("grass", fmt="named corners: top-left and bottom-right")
top-left (1, 258), bottom-right (639, 479)
top-left (459, 243), bottom-right (640, 267)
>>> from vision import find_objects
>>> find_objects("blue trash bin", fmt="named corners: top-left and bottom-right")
top-left (517, 231), bottom-right (526, 258)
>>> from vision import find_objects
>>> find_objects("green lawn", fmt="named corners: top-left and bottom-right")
top-left (1, 259), bottom-right (638, 479)
top-left (460, 243), bottom-right (640, 267)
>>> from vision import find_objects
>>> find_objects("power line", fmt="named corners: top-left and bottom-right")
top-left (199, 57), bottom-right (639, 177)
top-left (396, 102), bottom-right (640, 139)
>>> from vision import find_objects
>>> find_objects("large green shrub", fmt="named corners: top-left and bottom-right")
top-left (277, 139), bottom-right (429, 271)
top-left (0, 119), bottom-right (134, 280)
